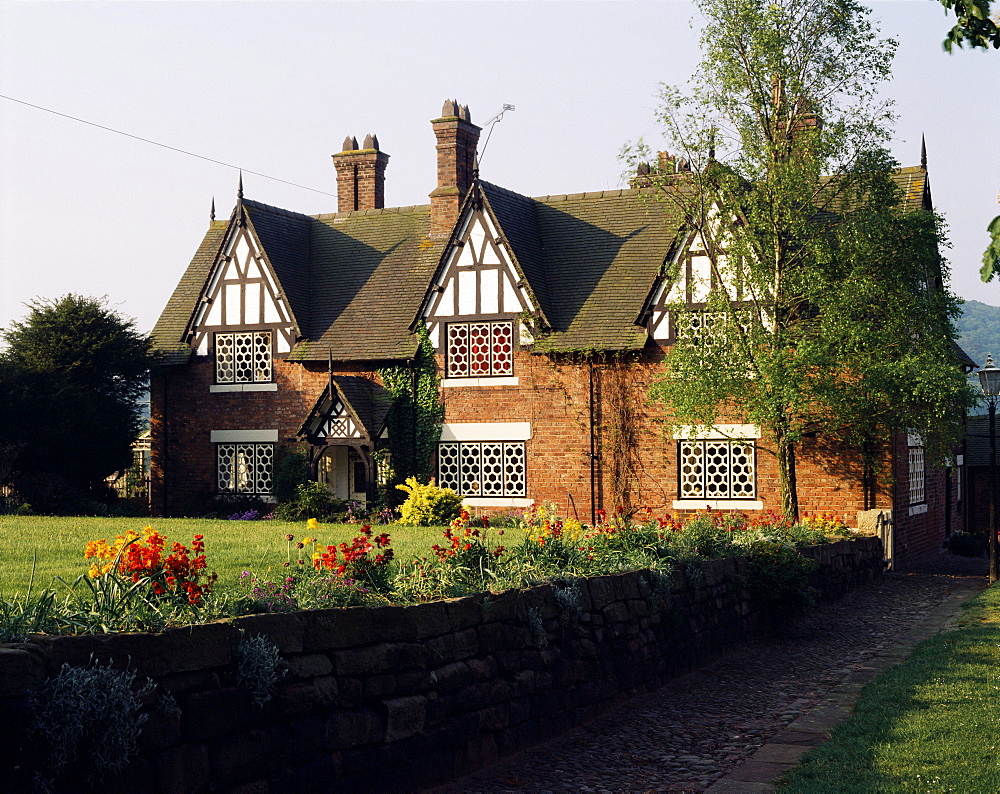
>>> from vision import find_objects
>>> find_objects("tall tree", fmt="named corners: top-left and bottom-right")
top-left (0, 295), bottom-right (151, 510)
top-left (629, 0), bottom-right (973, 519)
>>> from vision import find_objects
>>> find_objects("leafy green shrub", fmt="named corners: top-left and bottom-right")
top-left (272, 445), bottom-right (310, 504)
top-left (273, 481), bottom-right (341, 521)
top-left (395, 477), bottom-right (462, 526)
top-left (742, 539), bottom-right (819, 619)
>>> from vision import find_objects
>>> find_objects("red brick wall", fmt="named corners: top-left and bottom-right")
top-left (152, 347), bottom-right (952, 564)
top-left (150, 358), bottom-right (377, 516)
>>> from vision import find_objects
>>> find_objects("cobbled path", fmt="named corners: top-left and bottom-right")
top-left (431, 555), bottom-right (986, 793)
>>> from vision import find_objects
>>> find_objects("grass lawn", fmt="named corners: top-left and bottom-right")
top-left (0, 516), bottom-right (447, 597)
top-left (781, 584), bottom-right (1000, 792)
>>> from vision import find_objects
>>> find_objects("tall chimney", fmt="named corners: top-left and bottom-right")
top-left (428, 100), bottom-right (481, 238)
top-left (332, 134), bottom-right (389, 212)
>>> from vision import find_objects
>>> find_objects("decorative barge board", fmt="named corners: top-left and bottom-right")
top-left (298, 376), bottom-right (392, 503)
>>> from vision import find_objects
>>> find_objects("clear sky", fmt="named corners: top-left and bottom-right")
top-left (1, 1), bottom-right (998, 338)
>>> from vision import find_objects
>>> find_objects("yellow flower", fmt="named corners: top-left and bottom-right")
top-left (307, 518), bottom-right (319, 531)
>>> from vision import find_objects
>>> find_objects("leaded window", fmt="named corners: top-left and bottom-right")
top-left (215, 331), bottom-right (272, 384)
top-left (217, 442), bottom-right (273, 494)
top-left (674, 311), bottom-right (753, 363)
top-left (909, 444), bottom-right (925, 506)
top-left (438, 441), bottom-right (526, 497)
top-left (446, 321), bottom-right (514, 377)
top-left (678, 439), bottom-right (756, 500)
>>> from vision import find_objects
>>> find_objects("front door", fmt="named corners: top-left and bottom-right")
top-left (317, 446), bottom-right (368, 503)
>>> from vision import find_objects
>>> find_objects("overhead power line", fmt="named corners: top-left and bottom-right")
top-left (0, 94), bottom-right (338, 198)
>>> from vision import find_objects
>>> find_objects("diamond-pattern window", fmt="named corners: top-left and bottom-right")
top-left (215, 331), bottom-right (272, 383)
top-left (217, 443), bottom-right (273, 494)
top-left (679, 440), bottom-right (755, 500)
top-left (437, 441), bottom-right (526, 497)
top-left (447, 321), bottom-right (514, 377)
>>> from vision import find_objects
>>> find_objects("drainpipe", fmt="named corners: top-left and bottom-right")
top-left (589, 359), bottom-right (597, 526)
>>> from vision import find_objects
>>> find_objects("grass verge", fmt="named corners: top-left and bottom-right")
top-left (780, 583), bottom-right (1000, 792)
top-left (0, 516), bottom-right (443, 597)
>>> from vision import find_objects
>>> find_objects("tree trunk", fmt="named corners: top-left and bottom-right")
top-left (774, 425), bottom-right (799, 522)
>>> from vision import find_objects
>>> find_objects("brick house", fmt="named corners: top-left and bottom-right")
top-left (150, 100), bottom-right (969, 565)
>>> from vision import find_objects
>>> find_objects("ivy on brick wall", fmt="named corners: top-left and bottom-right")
top-left (378, 323), bottom-right (443, 495)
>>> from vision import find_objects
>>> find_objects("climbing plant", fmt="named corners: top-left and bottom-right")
top-left (378, 324), bottom-right (443, 496)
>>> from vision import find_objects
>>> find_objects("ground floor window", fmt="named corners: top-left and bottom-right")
top-left (908, 444), bottom-right (926, 506)
top-left (217, 443), bottom-right (273, 494)
top-left (678, 439), bottom-right (756, 500)
top-left (437, 441), bottom-right (526, 497)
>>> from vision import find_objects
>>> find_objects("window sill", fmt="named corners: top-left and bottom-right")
top-left (908, 503), bottom-right (928, 516)
top-left (441, 376), bottom-right (519, 388)
top-left (672, 499), bottom-right (763, 510)
top-left (218, 495), bottom-right (277, 504)
top-left (462, 496), bottom-right (533, 508)
top-left (210, 383), bottom-right (277, 393)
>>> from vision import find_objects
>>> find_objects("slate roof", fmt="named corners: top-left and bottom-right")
top-left (296, 205), bottom-right (443, 361)
top-left (298, 376), bottom-right (393, 442)
top-left (151, 164), bottom-right (934, 363)
top-left (966, 415), bottom-right (992, 468)
top-left (151, 220), bottom-right (228, 365)
top-left (151, 200), bottom-right (445, 364)
top-left (482, 182), bottom-right (685, 351)
top-left (890, 166), bottom-right (931, 212)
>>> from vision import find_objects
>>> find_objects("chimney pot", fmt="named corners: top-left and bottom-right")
top-left (333, 134), bottom-right (389, 212)
top-left (429, 100), bottom-right (481, 237)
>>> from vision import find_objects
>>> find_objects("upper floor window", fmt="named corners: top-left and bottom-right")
top-left (446, 321), bottom-right (513, 378)
top-left (215, 331), bottom-right (272, 384)
top-left (678, 438), bottom-right (756, 500)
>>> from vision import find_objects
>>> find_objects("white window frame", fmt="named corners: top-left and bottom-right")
top-left (908, 432), bottom-right (927, 516)
top-left (672, 425), bottom-right (763, 510)
top-left (214, 330), bottom-right (273, 385)
top-left (437, 422), bottom-right (531, 507)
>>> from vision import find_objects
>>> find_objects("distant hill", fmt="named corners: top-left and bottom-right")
top-left (955, 300), bottom-right (1000, 369)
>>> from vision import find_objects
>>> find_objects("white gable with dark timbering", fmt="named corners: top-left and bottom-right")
top-left (185, 210), bottom-right (298, 359)
top-left (422, 207), bottom-right (535, 344)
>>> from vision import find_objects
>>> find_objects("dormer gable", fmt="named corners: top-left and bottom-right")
top-left (420, 189), bottom-right (542, 377)
top-left (185, 203), bottom-right (300, 359)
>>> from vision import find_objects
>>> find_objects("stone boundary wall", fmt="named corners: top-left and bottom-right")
top-left (0, 537), bottom-right (882, 792)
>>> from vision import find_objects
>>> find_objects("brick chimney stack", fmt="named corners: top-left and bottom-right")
top-left (332, 134), bottom-right (389, 212)
top-left (428, 100), bottom-right (481, 238)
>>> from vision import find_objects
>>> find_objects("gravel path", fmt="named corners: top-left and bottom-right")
top-left (432, 555), bottom-right (987, 793)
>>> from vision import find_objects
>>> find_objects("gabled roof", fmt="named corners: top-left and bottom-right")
top-left (151, 220), bottom-right (228, 364)
top-left (298, 375), bottom-right (392, 443)
top-left (297, 205), bottom-right (444, 361)
top-left (153, 163), bottom-right (934, 364)
top-left (480, 182), bottom-right (685, 351)
top-left (890, 166), bottom-right (931, 212)
top-left (152, 200), bottom-right (445, 364)
top-left (242, 200), bottom-right (311, 332)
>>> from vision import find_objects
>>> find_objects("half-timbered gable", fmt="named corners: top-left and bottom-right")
top-left (421, 188), bottom-right (540, 380)
top-left (186, 202), bottom-right (301, 378)
top-left (298, 376), bottom-right (392, 502)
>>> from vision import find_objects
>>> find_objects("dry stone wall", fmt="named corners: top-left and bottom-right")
top-left (0, 537), bottom-right (882, 792)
